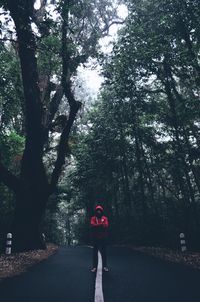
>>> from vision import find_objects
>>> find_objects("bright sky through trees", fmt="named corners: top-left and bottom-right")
top-left (33, 0), bottom-right (128, 99)
top-left (78, 4), bottom-right (128, 98)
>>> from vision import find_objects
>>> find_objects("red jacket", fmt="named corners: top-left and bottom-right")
top-left (90, 215), bottom-right (109, 239)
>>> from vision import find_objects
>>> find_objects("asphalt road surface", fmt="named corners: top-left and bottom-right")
top-left (103, 247), bottom-right (200, 302)
top-left (0, 246), bottom-right (200, 302)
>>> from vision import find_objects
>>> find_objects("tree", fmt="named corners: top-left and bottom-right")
top-left (0, 0), bottom-right (122, 251)
top-left (69, 0), bottom-right (200, 248)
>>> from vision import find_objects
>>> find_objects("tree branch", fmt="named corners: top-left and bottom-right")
top-left (0, 159), bottom-right (21, 193)
top-left (48, 85), bottom-right (64, 125)
top-left (0, 38), bottom-right (17, 43)
top-left (48, 1), bottom-right (82, 193)
top-left (102, 20), bottom-right (125, 34)
top-left (49, 101), bottom-right (81, 194)
top-left (61, 6), bottom-right (72, 106)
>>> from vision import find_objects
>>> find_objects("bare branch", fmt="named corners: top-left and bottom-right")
top-left (102, 20), bottom-right (125, 34)
top-left (48, 85), bottom-right (64, 125)
top-left (75, 16), bottom-right (86, 43)
top-left (141, 88), bottom-right (165, 94)
top-left (48, 1), bottom-right (82, 192)
top-left (49, 101), bottom-right (81, 194)
top-left (0, 38), bottom-right (17, 43)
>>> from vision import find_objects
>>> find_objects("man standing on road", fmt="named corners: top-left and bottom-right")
top-left (90, 205), bottom-right (109, 272)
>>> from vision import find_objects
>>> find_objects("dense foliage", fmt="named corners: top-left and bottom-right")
top-left (68, 0), bottom-right (200, 249)
top-left (0, 0), bottom-right (200, 251)
top-left (0, 0), bottom-right (122, 251)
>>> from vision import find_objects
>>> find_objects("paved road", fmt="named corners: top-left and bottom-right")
top-left (0, 246), bottom-right (200, 302)
top-left (103, 247), bottom-right (200, 302)
top-left (0, 246), bottom-right (95, 302)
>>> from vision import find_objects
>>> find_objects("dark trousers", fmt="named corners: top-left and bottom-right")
top-left (92, 238), bottom-right (107, 268)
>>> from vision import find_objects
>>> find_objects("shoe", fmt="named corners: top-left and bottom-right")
top-left (91, 267), bottom-right (97, 272)
top-left (103, 267), bottom-right (109, 272)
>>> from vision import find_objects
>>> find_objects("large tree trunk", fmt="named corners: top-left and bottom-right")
top-left (12, 189), bottom-right (47, 252)
top-left (0, 1), bottom-right (81, 252)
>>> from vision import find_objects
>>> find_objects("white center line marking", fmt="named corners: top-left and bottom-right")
top-left (94, 251), bottom-right (104, 302)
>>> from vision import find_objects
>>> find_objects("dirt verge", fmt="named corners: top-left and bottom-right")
top-left (130, 246), bottom-right (200, 270)
top-left (0, 243), bottom-right (58, 281)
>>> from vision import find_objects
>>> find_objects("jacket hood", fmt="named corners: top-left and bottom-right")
top-left (95, 205), bottom-right (104, 212)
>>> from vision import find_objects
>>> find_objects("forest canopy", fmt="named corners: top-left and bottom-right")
top-left (0, 0), bottom-right (200, 251)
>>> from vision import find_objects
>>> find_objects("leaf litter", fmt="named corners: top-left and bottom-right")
top-left (0, 243), bottom-right (58, 281)
top-left (130, 246), bottom-right (200, 270)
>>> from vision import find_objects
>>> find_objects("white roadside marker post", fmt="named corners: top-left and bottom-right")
top-left (5, 233), bottom-right (12, 255)
top-left (180, 232), bottom-right (187, 252)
